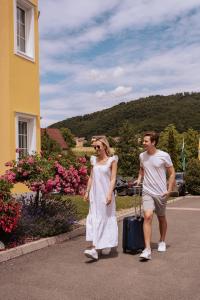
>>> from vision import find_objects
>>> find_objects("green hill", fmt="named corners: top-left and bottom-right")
top-left (49, 92), bottom-right (200, 137)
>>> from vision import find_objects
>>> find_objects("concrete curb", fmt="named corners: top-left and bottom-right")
top-left (0, 195), bottom-right (184, 264)
top-left (0, 226), bottom-right (85, 264)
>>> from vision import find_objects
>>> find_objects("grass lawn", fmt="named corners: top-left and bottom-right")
top-left (63, 194), bottom-right (177, 221)
top-left (72, 147), bottom-right (115, 157)
top-left (72, 147), bottom-right (95, 157)
top-left (63, 195), bottom-right (141, 221)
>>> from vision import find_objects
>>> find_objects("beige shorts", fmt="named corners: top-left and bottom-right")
top-left (142, 193), bottom-right (167, 216)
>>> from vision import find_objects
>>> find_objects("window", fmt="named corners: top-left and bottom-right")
top-left (14, 0), bottom-right (35, 60)
top-left (16, 113), bottom-right (37, 159)
top-left (17, 7), bottom-right (26, 53)
top-left (18, 120), bottom-right (28, 158)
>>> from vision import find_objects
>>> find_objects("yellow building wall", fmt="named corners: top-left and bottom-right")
top-left (0, 1), bottom-right (12, 174)
top-left (0, 0), bottom-right (40, 192)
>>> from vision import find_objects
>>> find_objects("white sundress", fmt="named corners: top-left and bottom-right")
top-left (86, 155), bottom-right (118, 250)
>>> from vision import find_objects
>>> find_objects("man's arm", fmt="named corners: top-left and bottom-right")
top-left (166, 166), bottom-right (175, 195)
top-left (135, 167), bottom-right (144, 185)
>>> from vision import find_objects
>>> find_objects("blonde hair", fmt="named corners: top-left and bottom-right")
top-left (93, 136), bottom-right (111, 156)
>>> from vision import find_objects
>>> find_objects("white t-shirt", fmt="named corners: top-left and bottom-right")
top-left (140, 149), bottom-right (173, 196)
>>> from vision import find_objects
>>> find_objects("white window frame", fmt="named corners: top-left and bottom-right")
top-left (13, 0), bottom-right (35, 61)
top-left (18, 119), bottom-right (29, 157)
top-left (15, 113), bottom-right (37, 159)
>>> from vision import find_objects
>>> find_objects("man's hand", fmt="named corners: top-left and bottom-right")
top-left (134, 179), bottom-right (140, 186)
top-left (162, 191), bottom-right (170, 199)
top-left (106, 194), bottom-right (112, 205)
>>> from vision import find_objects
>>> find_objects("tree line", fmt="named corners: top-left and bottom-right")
top-left (115, 122), bottom-right (199, 177)
top-left (49, 92), bottom-right (200, 138)
top-left (41, 123), bottom-right (200, 194)
top-left (42, 122), bottom-right (199, 178)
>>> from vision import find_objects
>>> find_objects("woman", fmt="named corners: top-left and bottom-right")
top-left (84, 137), bottom-right (118, 260)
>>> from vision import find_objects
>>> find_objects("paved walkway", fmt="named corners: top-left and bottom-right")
top-left (0, 196), bottom-right (200, 300)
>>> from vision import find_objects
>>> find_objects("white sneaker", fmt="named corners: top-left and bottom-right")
top-left (101, 248), bottom-right (111, 255)
top-left (84, 248), bottom-right (98, 260)
top-left (0, 241), bottom-right (5, 250)
top-left (139, 248), bottom-right (152, 260)
top-left (158, 241), bottom-right (166, 252)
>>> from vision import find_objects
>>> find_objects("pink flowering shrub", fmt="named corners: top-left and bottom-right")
top-left (0, 152), bottom-right (88, 242)
top-left (53, 161), bottom-right (88, 195)
top-left (0, 178), bottom-right (21, 234)
top-left (4, 152), bottom-right (89, 200)
top-left (0, 199), bottom-right (21, 233)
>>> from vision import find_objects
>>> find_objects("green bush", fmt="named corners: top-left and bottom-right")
top-left (60, 127), bottom-right (76, 148)
top-left (115, 122), bottom-right (141, 177)
top-left (0, 178), bottom-right (14, 201)
top-left (185, 159), bottom-right (200, 195)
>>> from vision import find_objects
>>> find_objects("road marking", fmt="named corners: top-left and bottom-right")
top-left (167, 207), bottom-right (200, 211)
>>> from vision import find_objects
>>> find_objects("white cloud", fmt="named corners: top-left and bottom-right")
top-left (113, 67), bottom-right (125, 77)
top-left (86, 66), bottom-right (125, 83)
top-left (95, 90), bottom-right (106, 98)
top-left (39, 0), bottom-right (200, 127)
top-left (40, 41), bottom-right (200, 127)
top-left (89, 69), bottom-right (106, 81)
top-left (95, 85), bottom-right (133, 99)
top-left (40, 83), bottom-right (64, 95)
top-left (110, 86), bottom-right (133, 97)
top-left (39, 0), bottom-right (200, 61)
top-left (108, 0), bottom-right (200, 32)
top-left (39, 0), bottom-right (119, 34)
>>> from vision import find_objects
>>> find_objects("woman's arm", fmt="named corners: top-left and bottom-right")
top-left (106, 160), bottom-right (118, 205)
top-left (83, 167), bottom-right (93, 202)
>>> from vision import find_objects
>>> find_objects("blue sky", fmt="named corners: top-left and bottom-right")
top-left (39, 0), bottom-right (200, 127)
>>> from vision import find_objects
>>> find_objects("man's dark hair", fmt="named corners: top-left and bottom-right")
top-left (144, 131), bottom-right (159, 146)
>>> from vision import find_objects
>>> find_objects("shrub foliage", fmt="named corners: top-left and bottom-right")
top-left (185, 159), bottom-right (200, 195)
top-left (16, 194), bottom-right (77, 237)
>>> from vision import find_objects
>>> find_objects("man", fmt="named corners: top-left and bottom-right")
top-left (136, 131), bottom-right (175, 260)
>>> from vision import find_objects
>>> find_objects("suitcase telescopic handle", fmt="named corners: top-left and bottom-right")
top-left (133, 185), bottom-right (142, 217)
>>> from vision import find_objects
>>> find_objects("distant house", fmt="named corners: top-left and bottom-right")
top-left (75, 137), bottom-right (87, 148)
top-left (41, 128), bottom-right (68, 150)
top-left (91, 135), bottom-right (106, 142)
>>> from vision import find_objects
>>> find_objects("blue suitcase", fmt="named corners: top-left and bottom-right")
top-left (122, 186), bottom-right (145, 253)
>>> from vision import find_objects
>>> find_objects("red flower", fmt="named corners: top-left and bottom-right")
top-left (0, 199), bottom-right (21, 233)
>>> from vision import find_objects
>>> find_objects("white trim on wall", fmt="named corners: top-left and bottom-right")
top-left (15, 112), bottom-right (37, 159)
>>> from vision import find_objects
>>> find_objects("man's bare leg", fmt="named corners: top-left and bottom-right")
top-left (157, 215), bottom-right (167, 241)
top-left (143, 210), bottom-right (154, 249)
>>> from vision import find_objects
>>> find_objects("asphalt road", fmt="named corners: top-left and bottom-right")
top-left (0, 196), bottom-right (200, 300)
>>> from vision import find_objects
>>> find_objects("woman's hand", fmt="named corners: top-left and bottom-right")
top-left (84, 191), bottom-right (89, 202)
top-left (106, 193), bottom-right (112, 205)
